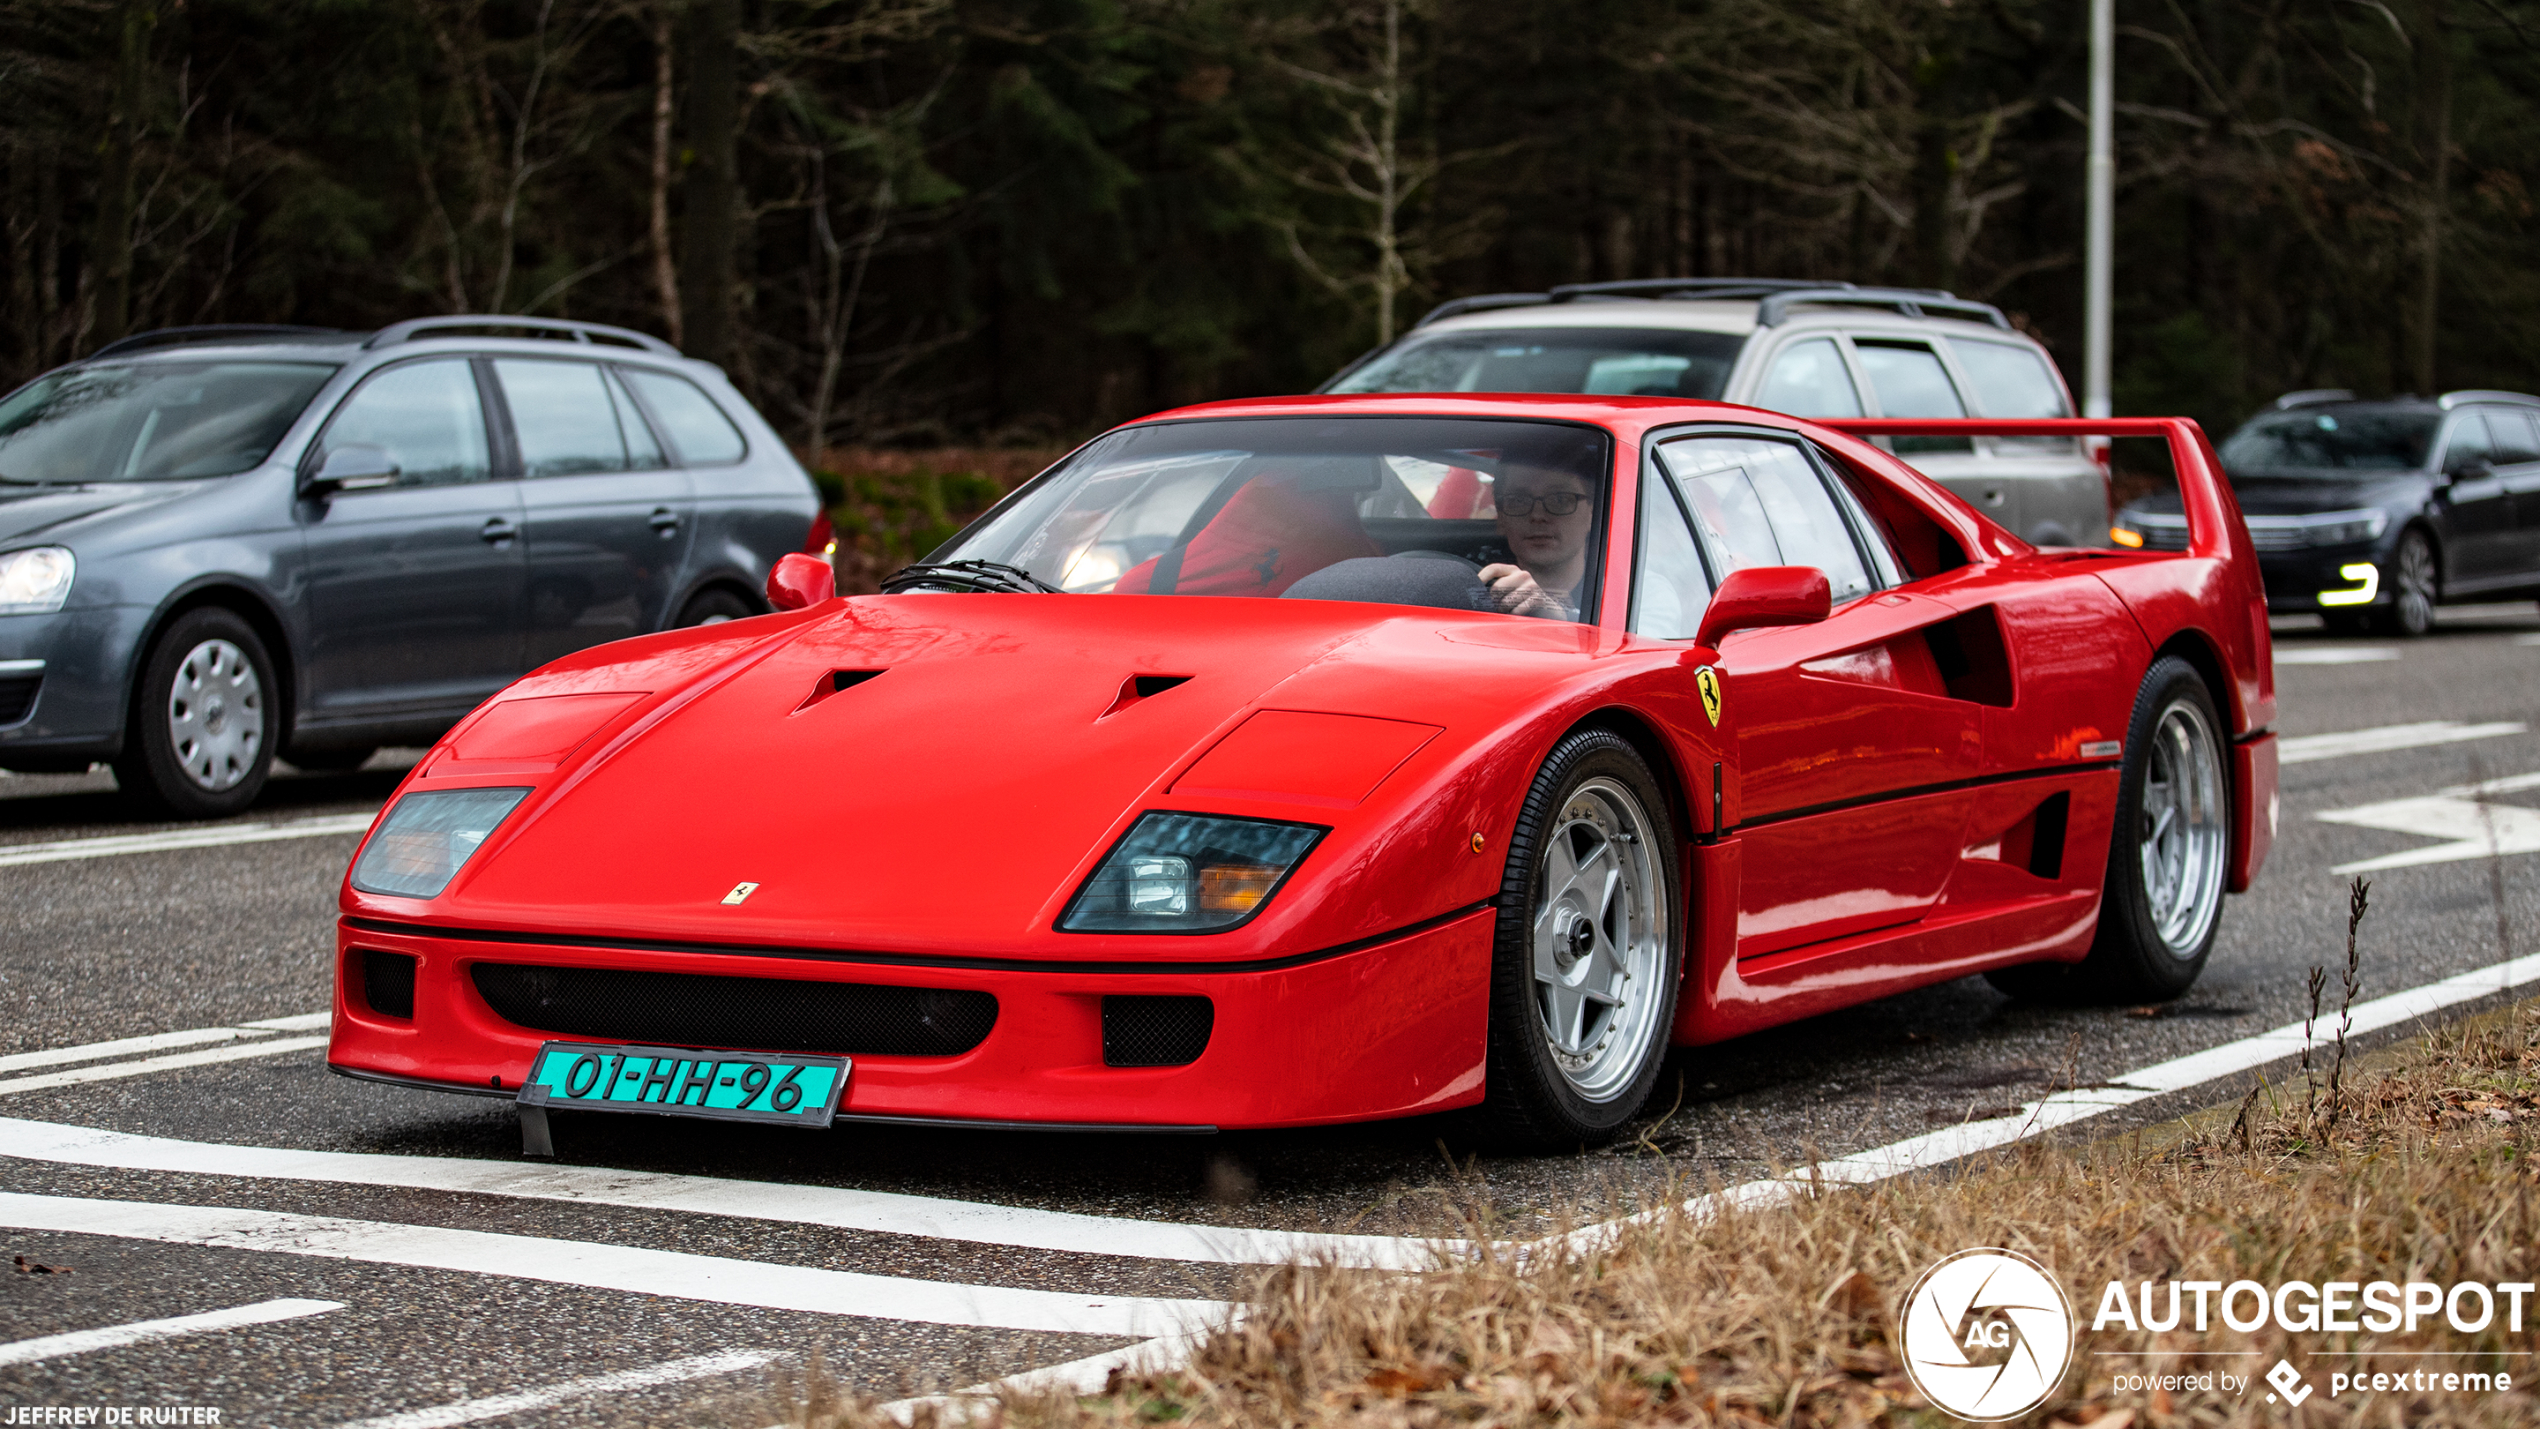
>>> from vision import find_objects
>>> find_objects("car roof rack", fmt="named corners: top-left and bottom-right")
top-left (87, 324), bottom-right (353, 360)
top-left (365, 314), bottom-right (680, 356)
top-left (1754, 286), bottom-right (2011, 330)
top-left (1411, 279), bottom-right (2012, 331)
top-left (2272, 389), bottom-right (2355, 409)
top-left (2438, 389), bottom-right (2540, 410)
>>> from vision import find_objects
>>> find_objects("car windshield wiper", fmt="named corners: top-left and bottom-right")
top-left (0, 472), bottom-right (77, 488)
top-left (879, 559), bottom-right (1065, 595)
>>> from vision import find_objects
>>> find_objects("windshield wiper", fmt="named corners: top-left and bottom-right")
top-left (0, 473), bottom-right (75, 488)
top-left (879, 559), bottom-right (1065, 595)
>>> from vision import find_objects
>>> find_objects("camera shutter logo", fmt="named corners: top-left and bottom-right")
top-left (1900, 1248), bottom-right (2075, 1420)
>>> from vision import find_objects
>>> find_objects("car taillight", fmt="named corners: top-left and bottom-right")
top-left (803, 510), bottom-right (837, 566)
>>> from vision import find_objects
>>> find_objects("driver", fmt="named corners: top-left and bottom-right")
top-left (1478, 460), bottom-right (1594, 619)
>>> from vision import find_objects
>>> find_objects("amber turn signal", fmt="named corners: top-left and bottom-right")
top-left (1198, 864), bottom-right (1281, 913)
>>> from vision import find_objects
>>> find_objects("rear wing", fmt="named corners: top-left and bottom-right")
top-left (1813, 416), bottom-right (2248, 562)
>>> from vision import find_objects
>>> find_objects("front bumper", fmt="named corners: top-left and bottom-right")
top-left (2257, 546), bottom-right (2390, 613)
top-left (326, 909), bottom-right (1496, 1130)
top-left (0, 606), bottom-right (147, 766)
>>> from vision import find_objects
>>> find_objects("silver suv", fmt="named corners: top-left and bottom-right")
top-left (1323, 279), bottom-right (2107, 548)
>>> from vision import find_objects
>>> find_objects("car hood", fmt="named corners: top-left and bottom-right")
top-left (417, 596), bottom-right (1609, 956)
top-left (0, 480), bottom-right (207, 545)
top-left (2130, 473), bottom-right (2423, 517)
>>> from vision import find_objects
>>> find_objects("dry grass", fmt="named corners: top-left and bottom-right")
top-left (791, 1004), bottom-right (2540, 1429)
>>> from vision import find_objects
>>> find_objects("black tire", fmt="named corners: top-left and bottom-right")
top-left (2381, 528), bottom-right (2438, 637)
top-left (1991, 656), bottom-right (2229, 1004)
top-left (1476, 728), bottom-right (1683, 1149)
top-left (674, 587), bottom-right (756, 627)
top-left (114, 608), bottom-right (278, 819)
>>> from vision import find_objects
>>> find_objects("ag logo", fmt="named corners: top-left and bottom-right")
top-left (1693, 665), bottom-right (1723, 726)
top-left (1900, 1248), bottom-right (2073, 1421)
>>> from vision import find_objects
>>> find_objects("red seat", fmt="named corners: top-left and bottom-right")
top-left (1114, 472), bottom-right (1381, 596)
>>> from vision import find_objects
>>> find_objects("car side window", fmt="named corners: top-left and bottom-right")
top-left (1754, 338), bottom-right (1863, 417)
top-left (2481, 409), bottom-right (2540, 465)
top-left (1949, 340), bottom-right (2068, 417)
top-left (496, 359), bottom-right (633, 478)
top-left (2443, 414), bottom-right (2496, 474)
top-left (1854, 339), bottom-right (1973, 456)
top-left (608, 369), bottom-right (667, 469)
top-left (1630, 458), bottom-right (1713, 639)
top-left (621, 368), bottom-right (747, 466)
top-left (316, 358), bottom-right (491, 489)
top-left (1657, 435), bottom-right (1874, 605)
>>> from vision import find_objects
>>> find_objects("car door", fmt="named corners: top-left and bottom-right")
top-left (2475, 407), bottom-right (2540, 583)
top-left (1639, 430), bottom-right (1983, 957)
top-left (1849, 337), bottom-right (2014, 531)
top-left (1748, 336), bottom-right (1866, 420)
top-left (1947, 336), bottom-right (2103, 546)
top-left (2435, 411), bottom-right (2518, 586)
top-left (496, 357), bottom-right (695, 665)
top-left (299, 357), bottom-right (527, 718)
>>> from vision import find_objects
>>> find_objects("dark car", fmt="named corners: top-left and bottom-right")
top-left (2113, 389), bottom-right (2540, 635)
top-left (0, 316), bottom-right (826, 817)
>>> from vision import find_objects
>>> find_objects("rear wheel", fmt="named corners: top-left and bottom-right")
top-left (1476, 729), bottom-right (1682, 1149)
top-left (115, 608), bottom-right (277, 819)
top-left (1989, 656), bottom-right (2229, 1003)
top-left (674, 587), bottom-right (754, 627)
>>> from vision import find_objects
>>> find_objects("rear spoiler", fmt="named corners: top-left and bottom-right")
top-left (1814, 417), bottom-right (2247, 563)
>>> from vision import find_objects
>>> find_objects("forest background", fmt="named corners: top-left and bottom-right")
top-left (5, 0), bottom-right (2536, 552)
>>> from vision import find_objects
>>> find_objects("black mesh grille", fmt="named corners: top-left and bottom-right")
top-left (360, 949), bottom-right (416, 1019)
top-left (471, 963), bottom-right (996, 1057)
top-left (1102, 995), bottom-right (1214, 1067)
top-left (0, 675), bottom-right (38, 726)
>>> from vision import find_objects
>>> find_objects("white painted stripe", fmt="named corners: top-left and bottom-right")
top-left (328, 1350), bottom-right (782, 1429)
top-left (0, 1036), bottom-right (330, 1096)
top-left (883, 1332), bottom-right (1207, 1423)
top-left (0, 1116), bottom-right (1440, 1269)
top-left (0, 1027), bottom-right (262, 1076)
top-left (2517, 633), bottom-right (2540, 647)
top-left (0, 813), bottom-right (376, 868)
top-left (0, 1297), bottom-right (342, 1369)
top-left (0, 1193), bottom-right (1227, 1337)
top-left (2277, 720), bottom-right (2527, 764)
top-left (241, 1011), bottom-right (333, 1032)
top-left (2273, 646), bottom-right (2400, 665)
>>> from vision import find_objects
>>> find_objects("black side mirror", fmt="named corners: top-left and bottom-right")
top-left (2447, 456), bottom-right (2494, 483)
top-left (307, 444), bottom-right (400, 496)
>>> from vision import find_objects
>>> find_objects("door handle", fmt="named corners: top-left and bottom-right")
top-left (480, 517), bottom-right (517, 546)
top-left (649, 507), bottom-right (680, 537)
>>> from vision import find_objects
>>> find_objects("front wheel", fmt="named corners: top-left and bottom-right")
top-left (1476, 729), bottom-right (1682, 1149)
top-left (2383, 528), bottom-right (2438, 637)
top-left (114, 608), bottom-right (278, 819)
top-left (674, 588), bottom-right (755, 627)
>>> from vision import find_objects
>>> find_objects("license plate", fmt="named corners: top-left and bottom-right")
top-left (516, 1042), bottom-right (847, 1128)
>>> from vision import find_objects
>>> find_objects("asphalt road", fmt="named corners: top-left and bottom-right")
top-left (3, 604), bottom-right (2537, 1427)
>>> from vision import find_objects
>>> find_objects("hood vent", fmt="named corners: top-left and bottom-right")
top-left (795, 668), bottom-right (888, 714)
top-left (1100, 673), bottom-right (1192, 719)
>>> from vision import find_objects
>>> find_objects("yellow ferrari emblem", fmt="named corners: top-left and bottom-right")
top-left (1694, 666), bottom-right (1723, 726)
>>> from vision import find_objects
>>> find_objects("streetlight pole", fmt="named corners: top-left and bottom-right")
top-left (2084, 0), bottom-right (2114, 420)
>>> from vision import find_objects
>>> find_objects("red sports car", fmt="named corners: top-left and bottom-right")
top-left (327, 396), bottom-right (2277, 1148)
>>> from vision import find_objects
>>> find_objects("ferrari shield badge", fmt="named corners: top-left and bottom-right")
top-left (1694, 666), bottom-right (1724, 727)
top-left (722, 881), bottom-right (760, 905)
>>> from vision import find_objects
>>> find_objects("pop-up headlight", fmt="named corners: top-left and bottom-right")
top-left (1061, 813), bottom-right (1324, 933)
top-left (350, 787), bottom-right (532, 898)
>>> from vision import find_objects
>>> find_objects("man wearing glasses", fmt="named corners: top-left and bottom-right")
top-left (1477, 460), bottom-right (1595, 619)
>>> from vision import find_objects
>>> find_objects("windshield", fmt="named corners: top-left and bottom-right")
top-left (1330, 326), bottom-right (1744, 399)
top-left (2219, 409), bottom-right (2440, 476)
top-left (935, 416), bottom-right (1611, 621)
top-left (0, 361), bottom-right (338, 483)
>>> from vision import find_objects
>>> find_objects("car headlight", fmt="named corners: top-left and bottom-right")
top-left (0, 547), bottom-right (74, 613)
top-left (2303, 510), bottom-right (2388, 546)
top-left (350, 787), bottom-right (532, 899)
top-left (1061, 812), bottom-right (1325, 933)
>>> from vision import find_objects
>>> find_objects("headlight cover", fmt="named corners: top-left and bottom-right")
top-left (350, 787), bottom-right (532, 898)
top-left (2301, 509), bottom-right (2389, 546)
top-left (1061, 812), bottom-right (1325, 933)
top-left (0, 546), bottom-right (74, 613)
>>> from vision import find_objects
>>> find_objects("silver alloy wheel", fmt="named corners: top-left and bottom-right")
top-left (166, 638), bottom-right (263, 792)
top-left (2137, 697), bottom-right (2227, 958)
top-left (2392, 532), bottom-right (2437, 634)
top-left (1529, 775), bottom-right (1669, 1102)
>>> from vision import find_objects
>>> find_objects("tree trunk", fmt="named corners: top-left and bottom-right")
top-left (1910, 113), bottom-right (1953, 291)
top-left (650, 5), bottom-right (683, 347)
top-left (8, 144), bottom-right (35, 371)
top-left (90, 0), bottom-right (157, 349)
top-left (2412, 0), bottom-right (2451, 395)
top-left (679, 0), bottom-right (739, 366)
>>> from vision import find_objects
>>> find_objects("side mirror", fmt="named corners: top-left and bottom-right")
top-left (1692, 565), bottom-right (1833, 651)
top-left (2446, 457), bottom-right (2493, 483)
top-left (765, 552), bottom-right (836, 611)
top-left (308, 444), bottom-right (400, 495)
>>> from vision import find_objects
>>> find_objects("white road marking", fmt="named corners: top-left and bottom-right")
top-left (2518, 633), bottom-right (2540, 647)
top-left (0, 1012), bottom-right (328, 1076)
top-left (0, 1297), bottom-right (343, 1369)
top-left (2317, 769), bottom-right (2540, 872)
top-left (0, 813), bottom-right (375, 868)
top-left (2277, 720), bottom-right (2528, 765)
top-left (2273, 646), bottom-right (2400, 665)
top-left (883, 1333), bottom-right (1206, 1422)
top-left (0, 1037), bottom-right (331, 1097)
top-left (242, 1011), bottom-right (333, 1032)
top-left (0, 1193), bottom-right (1227, 1337)
top-left (327, 1350), bottom-right (782, 1429)
top-left (0, 1116), bottom-right (1439, 1269)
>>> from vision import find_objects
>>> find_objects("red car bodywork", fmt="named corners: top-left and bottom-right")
top-left (327, 397), bottom-right (2278, 1130)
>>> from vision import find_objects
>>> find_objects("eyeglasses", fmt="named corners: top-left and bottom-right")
top-left (1496, 491), bottom-right (1586, 516)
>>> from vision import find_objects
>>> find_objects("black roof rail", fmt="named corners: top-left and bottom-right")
top-left (1755, 286), bottom-right (2011, 329)
top-left (365, 314), bottom-right (680, 356)
top-left (87, 324), bottom-right (351, 360)
top-left (1410, 293), bottom-right (1553, 328)
top-left (2438, 389), bottom-right (2540, 410)
top-left (1548, 277), bottom-right (1836, 303)
top-left (2272, 389), bottom-right (2355, 409)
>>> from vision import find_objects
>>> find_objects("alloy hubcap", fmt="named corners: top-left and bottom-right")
top-left (2395, 535), bottom-right (2436, 632)
top-left (167, 638), bottom-right (262, 792)
top-left (1530, 777), bottom-right (1668, 1102)
top-left (2138, 698), bottom-right (2226, 958)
